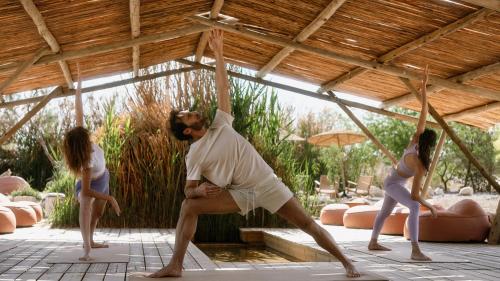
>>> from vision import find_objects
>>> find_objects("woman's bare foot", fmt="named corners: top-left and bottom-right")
top-left (411, 250), bottom-right (432, 261)
top-left (78, 255), bottom-right (93, 261)
top-left (344, 262), bottom-right (361, 278)
top-left (91, 242), bottom-right (109, 248)
top-left (368, 241), bottom-right (391, 251)
top-left (149, 264), bottom-right (182, 278)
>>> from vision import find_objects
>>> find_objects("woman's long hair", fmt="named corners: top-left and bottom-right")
top-left (418, 128), bottom-right (437, 171)
top-left (63, 126), bottom-right (92, 177)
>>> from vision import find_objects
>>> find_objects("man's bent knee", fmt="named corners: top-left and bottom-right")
top-left (180, 198), bottom-right (200, 216)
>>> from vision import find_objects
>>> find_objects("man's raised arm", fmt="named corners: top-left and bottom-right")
top-left (208, 29), bottom-right (231, 114)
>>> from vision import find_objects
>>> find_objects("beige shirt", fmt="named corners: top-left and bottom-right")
top-left (185, 110), bottom-right (274, 188)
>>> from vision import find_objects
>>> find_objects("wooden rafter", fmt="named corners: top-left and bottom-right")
top-left (190, 16), bottom-right (500, 101)
top-left (0, 66), bottom-right (199, 109)
top-left (443, 101), bottom-right (500, 121)
top-left (0, 86), bottom-right (62, 145)
top-left (460, 0), bottom-right (500, 12)
top-left (19, 0), bottom-right (75, 89)
top-left (319, 8), bottom-right (494, 92)
top-left (194, 0), bottom-right (224, 62)
top-left (383, 61), bottom-right (500, 108)
top-left (0, 47), bottom-right (49, 94)
top-left (130, 0), bottom-right (140, 77)
top-left (256, 0), bottom-right (347, 78)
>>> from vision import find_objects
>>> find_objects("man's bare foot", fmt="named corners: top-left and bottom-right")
top-left (368, 241), bottom-right (392, 251)
top-left (91, 242), bottom-right (109, 248)
top-left (344, 262), bottom-right (361, 278)
top-left (78, 255), bottom-right (93, 261)
top-left (411, 250), bottom-right (432, 261)
top-left (149, 264), bottom-right (182, 278)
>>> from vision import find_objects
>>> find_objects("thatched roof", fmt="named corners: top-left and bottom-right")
top-left (0, 0), bottom-right (499, 129)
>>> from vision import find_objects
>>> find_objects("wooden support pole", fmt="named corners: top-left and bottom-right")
top-left (19, 0), bottom-right (75, 89)
top-left (0, 66), bottom-right (199, 109)
top-left (256, 0), bottom-right (346, 78)
top-left (460, 0), bottom-right (500, 12)
top-left (176, 59), bottom-right (441, 129)
top-left (0, 86), bottom-right (62, 145)
top-left (327, 91), bottom-right (398, 166)
top-left (400, 77), bottom-right (500, 195)
top-left (130, 0), bottom-right (140, 77)
top-left (194, 0), bottom-right (224, 62)
top-left (320, 8), bottom-right (494, 92)
top-left (0, 47), bottom-right (49, 94)
top-left (383, 61), bottom-right (500, 108)
top-left (422, 130), bottom-right (446, 198)
top-left (75, 63), bottom-right (83, 127)
top-left (189, 16), bottom-right (500, 101)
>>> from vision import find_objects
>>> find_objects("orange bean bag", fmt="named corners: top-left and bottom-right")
top-left (380, 207), bottom-right (409, 235)
top-left (0, 206), bottom-right (16, 233)
top-left (343, 205), bottom-right (380, 229)
top-left (345, 198), bottom-right (370, 208)
top-left (0, 176), bottom-right (29, 195)
top-left (404, 199), bottom-right (491, 242)
top-left (17, 201), bottom-right (43, 222)
top-left (1, 202), bottom-right (37, 227)
top-left (320, 204), bottom-right (349, 225)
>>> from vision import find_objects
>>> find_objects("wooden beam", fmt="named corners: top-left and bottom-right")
top-left (176, 59), bottom-right (440, 129)
top-left (256, 0), bottom-right (347, 78)
top-left (0, 47), bottom-right (49, 94)
top-left (443, 101), bottom-right (500, 121)
top-left (194, 0), bottom-right (224, 62)
top-left (130, 0), bottom-right (140, 77)
top-left (319, 8), bottom-right (493, 92)
top-left (327, 91), bottom-right (398, 166)
top-left (189, 16), bottom-right (500, 101)
top-left (401, 77), bottom-right (500, 195)
top-left (30, 25), bottom-right (210, 67)
top-left (422, 130), bottom-right (446, 198)
top-left (19, 0), bottom-right (75, 89)
top-left (75, 63), bottom-right (83, 127)
top-left (0, 66), bottom-right (199, 109)
top-left (0, 86), bottom-right (62, 145)
top-left (460, 0), bottom-right (500, 12)
top-left (383, 61), bottom-right (500, 108)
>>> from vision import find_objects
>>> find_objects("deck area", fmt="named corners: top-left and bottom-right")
top-left (0, 223), bottom-right (499, 280)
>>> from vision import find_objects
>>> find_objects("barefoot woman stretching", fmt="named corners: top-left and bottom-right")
top-left (63, 127), bottom-right (121, 261)
top-left (150, 29), bottom-right (360, 278)
top-left (369, 67), bottom-right (438, 261)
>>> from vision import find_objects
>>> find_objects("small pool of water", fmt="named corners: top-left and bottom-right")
top-left (196, 243), bottom-right (302, 263)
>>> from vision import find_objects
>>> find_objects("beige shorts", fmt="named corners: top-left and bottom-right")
top-left (228, 175), bottom-right (294, 216)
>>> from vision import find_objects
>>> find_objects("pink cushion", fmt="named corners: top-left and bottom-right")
top-left (343, 205), bottom-right (379, 229)
top-left (17, 201), bottom-right (43, 222)
top-left (0, 176), bottom-right (29, 195)
top-left (0, 206), bottom-right (16, 233)
top-left (0, 193), bottom-right (10, 203)
top-left (404, 199), bottom-right (491, 242)
top-left (345, 198), bottom-right (370, 208)
top-left (1, 202), bottom-right (37, 227)
top-left (320, 204), bottom-right (349, 225)
top-left (381, 207), bottom-right (409, 235)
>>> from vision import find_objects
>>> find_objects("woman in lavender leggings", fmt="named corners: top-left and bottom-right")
top-left (369, 67), bottom-right (438, 261)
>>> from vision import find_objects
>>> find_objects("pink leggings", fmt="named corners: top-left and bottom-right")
top-left (371, 172), bottom-right (420, 242)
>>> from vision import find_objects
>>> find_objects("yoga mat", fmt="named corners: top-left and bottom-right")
top-left (0, 243), bottom-right (17, 253)
top-left (130, 268), bottom-right (388, 281)
top-left (46, 243), bottom-right (129, 263)
top-left (349, 246), bottom-right (469, 263)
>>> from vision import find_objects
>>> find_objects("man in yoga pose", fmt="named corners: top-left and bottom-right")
top-left (150, 29), bottom-right (360, 278)
top-left (369, 66), bottom-right (438, 260)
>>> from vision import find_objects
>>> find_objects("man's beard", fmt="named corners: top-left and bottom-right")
top-left (189, 117), bottom-right (207, 131)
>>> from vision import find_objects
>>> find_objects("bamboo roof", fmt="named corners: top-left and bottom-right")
top-left (0, 0), bottom-right (499, 129)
